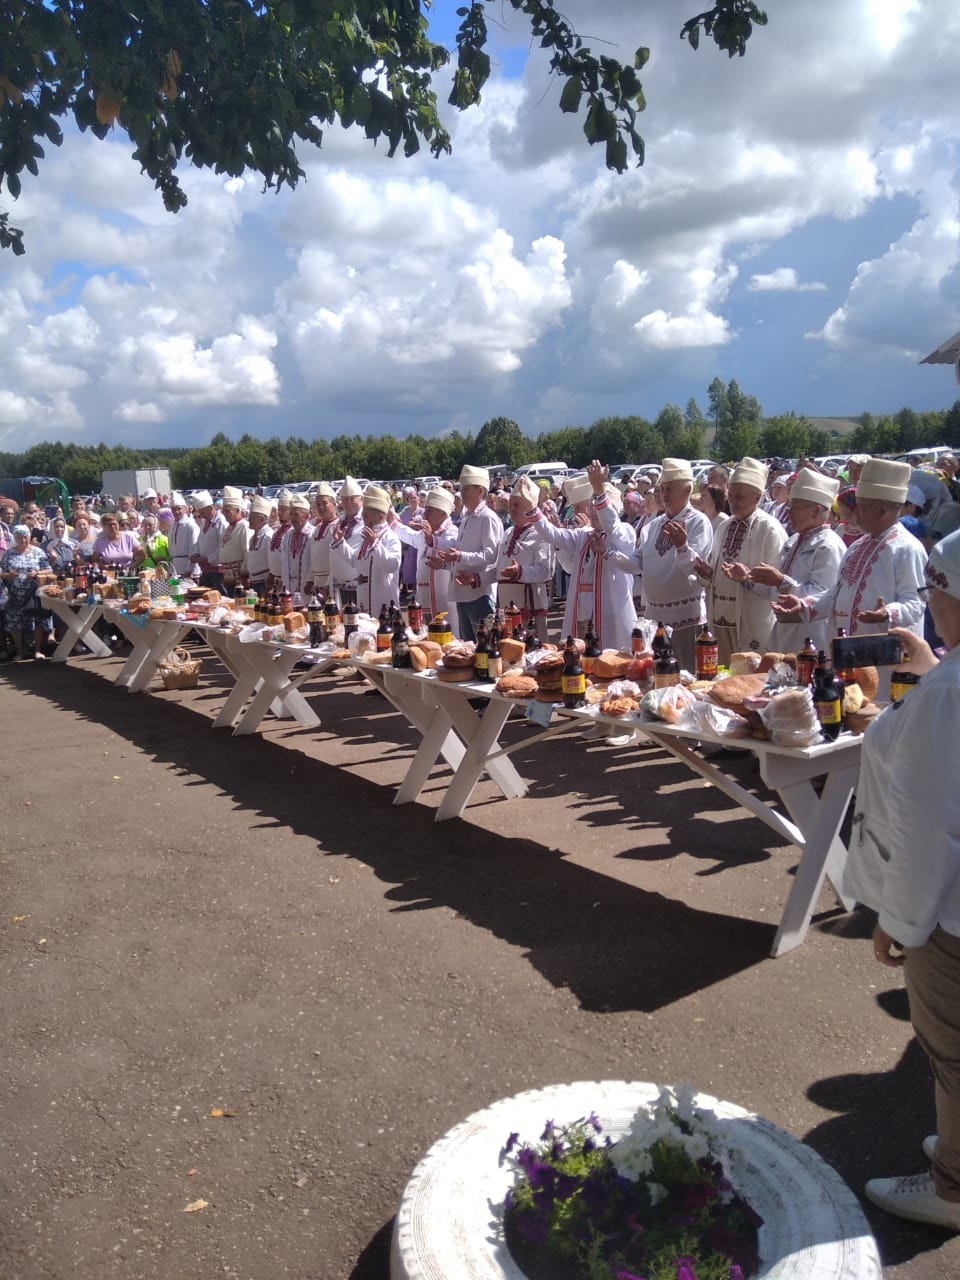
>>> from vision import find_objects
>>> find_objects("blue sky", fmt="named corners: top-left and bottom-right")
top-left (1, 0), bottom-right (958, 452)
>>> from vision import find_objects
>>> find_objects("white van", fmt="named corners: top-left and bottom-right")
top-left (515, 461), bottom-right (568, 481)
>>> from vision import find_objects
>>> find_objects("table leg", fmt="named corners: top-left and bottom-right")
top-left (771, 765), bottom-right (859, 957)
top-left (233, 647), bottom-right (321, 734)
top-left (202, 632), bottom-right (262, 729)
top-left (50, 605), bottom-right (111, 661)
top-left (433, 694), bottom-right (527, 822)
top-left (394, 702), bottom-right (463, 805)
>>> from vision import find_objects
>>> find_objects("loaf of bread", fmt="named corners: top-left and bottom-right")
top-left (729, 651), bottom-right (762, 675)
top-left (437, 663), bottom-right (476, 682)
top-left (708, 673), bottom-right (767, 715)
top-left (758, 651), bottom-right (797, 673)
top-left (499, 637), bottom-right (525, 667)
top-left (283, 611), bottom-right (305, 632)
top-left (497, 673), bottom-right (538, 699)
top-left (408, 646), bottom-right (428, 672)
top-left (594, 651), bottom-right (631, 680)
top-left (853, 665), bottom-right (879, 702)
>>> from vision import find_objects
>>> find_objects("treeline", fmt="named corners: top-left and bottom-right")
top-left (3, 380), bottom-right (959, 493)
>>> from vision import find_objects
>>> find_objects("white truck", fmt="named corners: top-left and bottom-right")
top-left (101, 468), bottom-right (173, 502)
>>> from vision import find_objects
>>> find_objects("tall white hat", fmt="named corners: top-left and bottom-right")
top-left (339, 476), bottom-right (363, 499)
top-left (424, 487), bottom-right (454, 515)
top-left (660, 458), bottom-right (693, 485)
top-left (278, 488), bottom-right (293, 505)
top-left (222, 485), bottom-right (243, 506)
top-left (790, 468), bottom-right (839, 508)
top-left (563, 475), bottom-right (593, 505)
top-left (191, 490), bottom-right (213, 508)
top-left (171, 491), bottom-right (186, 508)
top-left (289, 493), bottom-right (311, 511)
top-left (511, 475), bottom-right (540, 509)
top-left (314, 482), bottom-right (336, 499)
top-left (729, 457), bottom-right (768, 492)
top-left (459, 464), bottom-right (490, 490)
top-left (250, 495), bottom-right (272, 517)
top-left (856, 458), bottom-right (911, 504)
top-left (362, 485), bottom-right (391, 515)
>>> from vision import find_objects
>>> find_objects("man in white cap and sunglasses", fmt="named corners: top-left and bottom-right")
top-left (436, 465), bottom-right (503, 640)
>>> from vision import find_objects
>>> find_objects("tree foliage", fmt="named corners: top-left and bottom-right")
top-left (0, 1), bottom-right (767, 250)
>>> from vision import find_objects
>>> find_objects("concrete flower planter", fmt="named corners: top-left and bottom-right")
top-left (391, 1081), bottom-right (881, 1280)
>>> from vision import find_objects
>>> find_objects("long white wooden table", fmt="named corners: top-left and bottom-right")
top-left (106, 607), bottom-right (194, 693)
top-left (354, 664), bottom-right (864, 955)
top-left (38, 592), bottom-right (113, 661)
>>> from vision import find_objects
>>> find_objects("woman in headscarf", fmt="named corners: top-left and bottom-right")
top-left (0, 525), bottom-right (54, 660)
top-left (134, 512), bottom-right (170, 570)
top-left (44, 516), bottom-right (78, 572)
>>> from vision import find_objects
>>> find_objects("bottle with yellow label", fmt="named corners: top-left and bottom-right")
top-left (813, 651), bottom-right (843, 739)
top-left (561, 635), bottom-right (586, 707)
top-left (890, 669), bottom-right (921, 702)
top-left (428, 611), bottom-right (453, 648)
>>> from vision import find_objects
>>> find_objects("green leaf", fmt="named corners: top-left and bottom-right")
top-left (605, 135), bottom-right (627, 172)
top-left (635, 46), bottom-right (651, 68)
top-left (558, 76), bottom-right (582, 114)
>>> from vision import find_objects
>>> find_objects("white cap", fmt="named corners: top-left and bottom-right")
top-left (790, 468), bottom-right (839, 509)
top-left (250, 495), bottom-right (272, 517)
top-left (926, 529), bottom-right (960, 600)
top-left (603, 482), bottom-right (623, 512)
top-left (289, 493), bottom-right (311, 511)
top-left (660, 458), bottom-right (693, 485)
top-left (171, 491), bottom-right (186, 508)
top-left (730, 457), bottom-right (768, 492)
top-left (278, 488), bottom-right (293, 505)
top-left (459, 465), bottom-right (490, 490)
top-left (362, 485), bottom-right (391, 515)
top-left (511, 475), bottom-right (540, 509)
top-left (141, 488), bottom-right (158, 500)
top-left (339, 476), bottom-right (363, 499)
top-left (191, 490), bottom-right (213, 509)
top-left (856, 458), bottom-right (911, 504)
top-left (222, 485), bottom-right (243, 506)
top-left (563, 476), bottom-right (593, 505)
top-left (424, 487), bottom-right (454, 515)
top-left (314, 482), bottom-right (336, 499)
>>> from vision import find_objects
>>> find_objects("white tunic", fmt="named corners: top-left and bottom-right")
top-left (395, 518), bottom-right (459, 628)
top-left (607, 503), bottom-right (712, 629)
top-left (494, 522), bottom-right (553, 619)
top-left (242, 525), bottom-right (272, 583)
top-left (824, 523), bottom-right (926, 638)
top-left (267, 522), bottom-right (291, 580)
top-left (278, 522), bottom-right (315, 595)
top-left (218, 518), bottom-right (251, 581)
top-left (308, 519), bottom-right (337, 590)
top-left (168, 516), bottom-right (199, 576)
top-left (448, 502), bottom-right (503, 605)
top-left (194, 511), bottom-right (227, 569)
top-left (531, 498), bottom-right (637, 650)
top-left (706, 509), bottom-right (787, 652)
top-left (842, 644), bottom-right (960, 947)
top-left (330, 525), bottom-right (402, 616)
top-left (771, 524), bottom-right (846, 653)
top-left (331, 514), bottom-right (365, 594)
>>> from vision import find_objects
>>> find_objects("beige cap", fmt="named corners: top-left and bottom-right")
top-left (660, 458), bottom-right (694, 485)
top-left (289, 493), bottom-right (311, 511)
top-left (459, 464), bottom-right (490, 490)
top-left (314, 482), bottom-right (336, 499)
top-left (512, 475), bottom-right (540, 509)
top-left (339, 476), bottom-right (363, 499)
top-left (362, 485), bottom-right (391, 515)
top-left (730, 457), bottom-right (768, 492)
top-left (856, 458), bottom-right (911, 504)
top-left (926, 529), bottom-right (960, 600)
top-left (278, 488), bottom-right (292, 505)
top-left (603, 482), bottom-right (623, 512)
top-left (222, 485), bottom-right (243, 506)
top-left (790, 468), bottom-right (839, 509)
top-left (171, 491), bottom-right (187, 508)
top-left (563, 475), bottom-right (593, 505)
top-left (250, 495), bottom-right (272, 517)
top-left (424, 487), bottom-right (454, 516)
top-left (191, 490), bottom-right (213, 509)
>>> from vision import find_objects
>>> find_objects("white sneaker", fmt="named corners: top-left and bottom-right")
top-left (605, 729), bottom-right (640, 747)
top-left (923, 1135), bottom-right (938, 1162)
top-left (865, 1172), bottom-right (960, 1229)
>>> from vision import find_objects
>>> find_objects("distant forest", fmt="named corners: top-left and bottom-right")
top-left (4, 378), bottom-right (959, 493)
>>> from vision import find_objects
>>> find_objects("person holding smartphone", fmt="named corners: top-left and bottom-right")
top-left (843, 528), bottom-right (960, 1229)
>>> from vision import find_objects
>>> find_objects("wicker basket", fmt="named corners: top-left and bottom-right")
top-left (158, 646), bottom-right (202, 690)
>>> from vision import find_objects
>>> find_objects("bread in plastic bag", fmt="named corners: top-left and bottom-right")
top-left (677, 700), bottom-right (751, 738)
top-left (757, 686), bottom-right (821, 747)
top-left (639, 683), bottom-right (697, 724)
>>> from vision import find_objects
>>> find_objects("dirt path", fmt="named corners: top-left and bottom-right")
top-left (1, 653), bottom-right (957, 1279)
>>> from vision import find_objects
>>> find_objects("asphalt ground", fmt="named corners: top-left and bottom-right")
top-left (1, 634), bottom-right (958, 1280)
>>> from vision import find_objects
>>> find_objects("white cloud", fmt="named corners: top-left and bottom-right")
top-left (748, 268), bottom-right (828, 293)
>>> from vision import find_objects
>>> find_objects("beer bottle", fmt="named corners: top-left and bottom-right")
top-left (796, 636), bottom-right (818, 688)
top-left (280, 586), bottom-right (293, 616)
top-left (488, 619), bottom-right (502, 680)
top-left (631, 624), bottom-right (645, 655)
top-left (582, 618), bottom-right (601, 677)
top-left (376, 604), bottom-right (392, 651)
top-left (308, 593), bottom-right (325, 647)
top-left (408, 595), bottom-right (424, 634)
top-left (505, 600), bottom-right (522, 635)
top-left (834, 628), bottom-right (854, 687)
top-left (813, 651), bottom-right (843, 740)
top-left (342, 599), bottom-right (359, 643)
top-left (234, 584), bottom-right (245, 606)
top-left (524, 617), bottom-right (540, 651)
top-left (391, 614), bottom-right (411, 668)
top-left (561, 635), bottom-right (586, 708)
top-left (654, 640), bottom-right (681, 689)
top-left (324, 595), bottom-right (341, 631)
top-left (473, 621), bottom-right (491, 682)
top-left (652, 621), bottom-right (669, 661)
top-left (695, 623), bottom-right (719, 680)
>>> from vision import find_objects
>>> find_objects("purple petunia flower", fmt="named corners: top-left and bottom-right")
top-left (674, 1259), bottom-right (698, 1280)
top-left (587, 1111), bottom-right (602, 1133)
top-left (541, 1119), bottom-right (556, 1141)
top-left (503, 1132), bottom-right (519, 1155)
top-left (613, 1270), bottom-right (646, 1280)
top-left (728, 1267), bottom-right (745, 1280)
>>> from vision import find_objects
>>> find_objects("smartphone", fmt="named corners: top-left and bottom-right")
top-left (832, 633), bottom-right (904, 669)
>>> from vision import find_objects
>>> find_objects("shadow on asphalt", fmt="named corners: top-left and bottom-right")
top-left (6, 662), bottom-right (773, 1014)
top-left (805, 1038), bottom-right (948, 1269)
top-left (349, 1218), bottom-right (394, 1280)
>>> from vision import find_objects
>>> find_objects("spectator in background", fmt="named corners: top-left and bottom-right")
top-left (71, 513), bottom-right (96, 561)
top-left (43, 516), bottom-right (77, 572)
top-left (91, 513), bottom-right (140, 572)
top-left (1, 525), bottom-right (53, 660)
top-left (698, 483), bottom-right (730, 539)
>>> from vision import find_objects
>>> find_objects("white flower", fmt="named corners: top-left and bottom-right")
top-left (682, 1133), bottom-right (709, 1161)
top-left (648, 1181), bottom-right (668, 1206)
